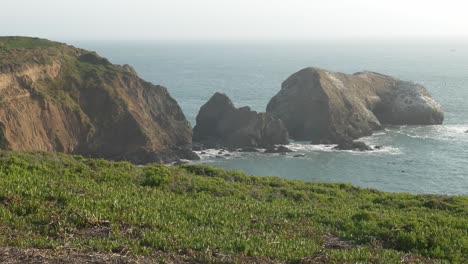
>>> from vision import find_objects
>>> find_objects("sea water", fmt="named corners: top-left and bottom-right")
top-left (74, 39), bottom-right (468, 195)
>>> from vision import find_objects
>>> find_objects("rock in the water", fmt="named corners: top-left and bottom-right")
top-left (263, 145), bottom-right (293, 154)
top-left (192, 143), bottom-right (204, 151)
top-left (173, 159), bottom-right (189, 166)
top-left (239, 147), bottom-right (259, 152)
top-left (293, 154), bottom-right (305, 158)
top-left (193, 93), bottom-right (289, 148)
top-left (0, 37), bottom-right (196, 164)
top-left (333, 141), bottom-right (373, 151)
top-left (267, 67), bottom-right (444, 143)
top-left (277, 146), bottom-right (293, 153)
top-left (263, 146), bottom-right (276, 153)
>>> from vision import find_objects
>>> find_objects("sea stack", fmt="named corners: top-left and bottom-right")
top-left (193, 92), bottom-right (289, 148)
top-left (266, 67), bottom-right (444, 143)
top-left (0, 37), bottom-right (197, 163)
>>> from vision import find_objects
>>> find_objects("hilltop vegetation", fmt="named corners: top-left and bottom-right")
top-left (0, 36), bottom-right (58, 50)
top-left (0, 151), bottom-right (466, 263)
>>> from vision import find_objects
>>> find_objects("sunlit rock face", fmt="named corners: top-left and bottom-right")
top-left (0, 37), bottom-right (197, 163)
top-left (267, 67), bottom-right (444, 143)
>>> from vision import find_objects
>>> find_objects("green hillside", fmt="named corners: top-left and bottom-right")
top-left (0, 151), bottom-right (466, 263)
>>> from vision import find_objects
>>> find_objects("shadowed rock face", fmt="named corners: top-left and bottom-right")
top-left (193, 93), bottom-right (289, 148)
top-left (267, 67), bottom-right (444, 143)
top-left (0, 37), bottom-right (197, 163)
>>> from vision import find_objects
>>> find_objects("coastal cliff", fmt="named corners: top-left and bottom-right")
top-left (0, 37), bottom-right (197, 163)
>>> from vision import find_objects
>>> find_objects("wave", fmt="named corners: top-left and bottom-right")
top-left (391, 124), bottom-right (468, 142)
top-left (194, 148), bottom-right (252, 161)
top-left (289, 141), bottom-right (401, 155)
top-left (195, 140), bottom-right (401, 162)
top-left (195, 124), bottom-right (466, 162)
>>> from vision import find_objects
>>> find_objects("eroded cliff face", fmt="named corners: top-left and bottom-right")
top-left (0, 37), bottom-right (196, 163)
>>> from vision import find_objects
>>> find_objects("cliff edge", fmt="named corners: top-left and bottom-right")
top-left (0, 36), bottom-right (197, 163)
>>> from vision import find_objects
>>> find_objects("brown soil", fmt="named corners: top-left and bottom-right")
top-left (0, 247), bottom-right (436, 264)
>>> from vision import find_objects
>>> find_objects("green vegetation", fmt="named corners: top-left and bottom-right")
top-left (0, 36), bottom-right (57, 51)
top-left (0, 152), bottom-right (466, 263)
top-left (0, 37), bottom-right (61, 66)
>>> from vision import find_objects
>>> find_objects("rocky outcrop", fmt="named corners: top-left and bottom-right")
top-left (0, 36), bottom-right (197, 163)
top-left (263, 146), bottom-right (293, 154)
top-left (267, 67), bottom-right (444, 143)
top-left (193, 93), bottom-right (289, 148)
top-left (333, 141), bottom-right (373, 151)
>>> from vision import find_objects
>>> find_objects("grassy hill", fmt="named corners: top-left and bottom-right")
top-left (0, 151), bottom-right (466, 263)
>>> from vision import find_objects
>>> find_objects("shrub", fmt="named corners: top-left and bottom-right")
top-left (141, 165), bottom-right (172, 187)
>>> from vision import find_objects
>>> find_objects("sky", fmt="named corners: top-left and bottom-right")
top-left (1, 0), bottom-right (467, 41)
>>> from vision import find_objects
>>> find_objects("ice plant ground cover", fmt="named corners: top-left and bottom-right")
top-left (0, 151), bottom-right (466, 263)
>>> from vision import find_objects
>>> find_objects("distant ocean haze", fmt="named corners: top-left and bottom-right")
top-left (75, 40), bottom-right (468, 195)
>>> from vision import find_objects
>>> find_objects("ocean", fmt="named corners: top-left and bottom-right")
top-left (73, 39), bottom-right (468, 195)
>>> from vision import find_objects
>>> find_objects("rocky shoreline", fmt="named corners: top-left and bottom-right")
top-left (191, 68), bottom-right (443, 159)
top-left (0, 37), bottom-right (444, 164)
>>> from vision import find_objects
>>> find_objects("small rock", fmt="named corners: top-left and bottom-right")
top-left (218, 151), bottom-right (224, 154)
top-left (192, 143), bottom-right (204, 151)
top-left (111, 246), bottom-right (127, 254)
top-left (224, 154), bottom-right (231, 157)
top-left (293, 154), bottom-right (305, 158)
top-left (200, 151), bottom-right (206, 154)
top-left (374, 145), bottom-right (383, 150)
top-left (215, 155), bottom-right (223, 159)
top-left (263, 145), bottom-right (293, 154)
top-left (239, 147), bottom-right (259, 152)
top-left (263, 146), bottom-right (277, 153)
top-left (277, 146), bottom-right (293, 153)
top-left (333, 141), bottom-right (372, 151)
top-left (173, 159), bottom-right (189, 166)
top-left (310, 138), bottom-right (333, 145)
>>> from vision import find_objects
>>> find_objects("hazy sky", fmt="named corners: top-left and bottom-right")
top-left (1, 0), bottom-right (467, 41)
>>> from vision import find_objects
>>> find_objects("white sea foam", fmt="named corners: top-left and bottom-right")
top-left (194, 148), bottom-right (260, 162)
top-left (394, 124), bottom-right (468, 142)
top-left (287, 139), bottom-right (401, 155)
top-left (196, 140), bottom-right (401, 162)
top-left (287, 142), bottom-right (335, 152)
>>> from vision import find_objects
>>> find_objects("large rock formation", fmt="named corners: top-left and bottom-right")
top-left (193, 93), bottom-right (289, 148)
top-left (267, 67), bottom-right (444, 143)
top-left (0, 36), bottom-right (197, 163)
